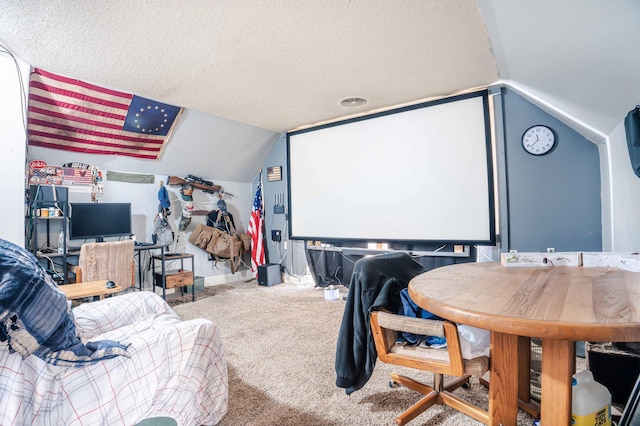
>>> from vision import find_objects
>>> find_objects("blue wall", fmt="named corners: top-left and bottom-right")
top-left (502, 88), bottom-right (602, 252)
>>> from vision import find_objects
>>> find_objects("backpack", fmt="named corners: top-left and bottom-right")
top-left (152, 213), bottom-right (174, 247)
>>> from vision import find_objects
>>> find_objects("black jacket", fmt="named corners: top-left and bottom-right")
top-left (334, 252), bottom-right (425, 395)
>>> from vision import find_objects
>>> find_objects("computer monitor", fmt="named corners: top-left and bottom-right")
top-left (69, 203), bottom-right (132, 242)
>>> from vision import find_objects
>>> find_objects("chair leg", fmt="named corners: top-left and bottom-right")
top-left (390, 372), bottom-right (434, 395)
top-left (440, 390), bottom-right (490, 424)
top-left (442, 375), bottom-right (471, 392)
top-left (395, 390), bottom-right (440, 426)
top-left (390, 372), bottom-right (488, 425)
top-left (390, 372), bottom-right (444, 426)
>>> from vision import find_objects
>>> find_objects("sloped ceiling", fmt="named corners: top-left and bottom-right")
top-left (0, 0), bottom-right (638, 182)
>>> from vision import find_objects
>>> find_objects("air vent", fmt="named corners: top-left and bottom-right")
top-left (340, 97), bottom-right (368, 107)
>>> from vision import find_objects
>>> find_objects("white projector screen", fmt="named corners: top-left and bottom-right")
top-left (287, 91), bottom-right (495, 245)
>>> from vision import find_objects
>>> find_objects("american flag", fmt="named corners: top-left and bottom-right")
top-left (248, 181), bottom-right (266, 275)
top-left (27, 68), bottom-right (182, 160)
top-left (62, 167), bottom-right (93, 186)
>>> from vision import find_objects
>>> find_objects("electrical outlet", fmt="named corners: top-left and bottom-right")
top-left (547, 247), bottom-right (555, 253)
top-left (271, 230), bottom-right (281, 241)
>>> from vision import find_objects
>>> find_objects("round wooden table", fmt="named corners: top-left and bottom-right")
top-left (409, 262), bottom-right (640, 425)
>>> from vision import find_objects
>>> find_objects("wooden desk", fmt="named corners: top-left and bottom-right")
top-left (59, 280), bottom-right (122, 300)
top-left (409, 262), bottom-right (640, 425)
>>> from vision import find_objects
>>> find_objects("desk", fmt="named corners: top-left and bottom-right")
top-left (409, 262), bottom-right (640, 425)
top-left (133, 243), bottom-right (170, 291)
top-left (65, 243), bottom-right (169, 290)
top-left (60, 280), bottom-right (122, 300)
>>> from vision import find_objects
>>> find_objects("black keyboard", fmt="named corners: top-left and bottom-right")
top-left (134, 241), bottom-right (154, 247)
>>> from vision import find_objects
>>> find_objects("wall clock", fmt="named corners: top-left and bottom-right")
top-left (521, 125), bottom-right (556, 156)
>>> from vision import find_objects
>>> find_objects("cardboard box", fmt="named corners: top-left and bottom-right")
top-left (501, 252), bottom-right (582, 267)
top-left (582, 252), bottom-right (636, 268)
top-left (618, 255), bottom-right (640, 272)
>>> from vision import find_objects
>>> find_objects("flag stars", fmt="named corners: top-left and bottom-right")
top-left (124, 95), bottom-right (180, 136)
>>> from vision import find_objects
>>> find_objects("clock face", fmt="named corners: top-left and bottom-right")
top-left (522, 125), bottom-right (556, 156)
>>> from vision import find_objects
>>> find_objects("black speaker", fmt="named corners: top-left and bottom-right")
top-left (258, 263), bottom-right (282, 286)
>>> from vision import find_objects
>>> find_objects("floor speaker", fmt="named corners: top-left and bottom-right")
top-left (258, 263), bottom-right (282, 286)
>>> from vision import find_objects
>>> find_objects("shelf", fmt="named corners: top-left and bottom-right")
top-left (152, 253), bottom-right (194, 261)
top-left (154, 269), bottom-right (193, 289)
top-left (152, 252), bottom-right (195, 302)
top-left (27, 194), bottom-right (69, 284)
top-left (28, 216), bottom-right (65, 220)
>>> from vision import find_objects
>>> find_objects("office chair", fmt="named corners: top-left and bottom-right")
top-left (70, 240), bottom-right (135, 289)
top-left (370, 310), bottom-right (490, 425)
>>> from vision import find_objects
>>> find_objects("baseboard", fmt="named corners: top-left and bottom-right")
top-left (203, 271), bottom-right (315, 287)
top-left (204, 269), bottom-right (254, 286)
top-left (283, 273), bottom-right (315, 286)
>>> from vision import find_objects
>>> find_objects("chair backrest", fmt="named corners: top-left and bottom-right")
top-left (78, 240), bottom-right (134, 289)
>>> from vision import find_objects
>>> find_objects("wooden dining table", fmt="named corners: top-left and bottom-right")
top-left (408, 262), bottom-right (640, 425)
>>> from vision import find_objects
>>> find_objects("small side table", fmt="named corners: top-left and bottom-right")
top-left (152, 253), bottom-right (195, 302)
top-left (60, 280), bottom-right (122, 301)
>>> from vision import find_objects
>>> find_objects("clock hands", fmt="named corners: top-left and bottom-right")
top-left (530, 136), bottom-right (539, 146)
top-left (522, 125), bottom-right (554, 155)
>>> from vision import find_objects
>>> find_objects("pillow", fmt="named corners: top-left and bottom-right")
top-left (0, 239), bottom-right (129, 366)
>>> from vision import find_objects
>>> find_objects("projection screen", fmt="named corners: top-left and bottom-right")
top-left (287, 90), bottom-right (495, 245)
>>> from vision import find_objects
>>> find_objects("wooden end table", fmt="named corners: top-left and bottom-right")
top-left (59, 280), bottom-right (122, 300)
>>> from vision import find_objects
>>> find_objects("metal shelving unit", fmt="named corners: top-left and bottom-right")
top-left (26, 188), bottom-right (69, 284)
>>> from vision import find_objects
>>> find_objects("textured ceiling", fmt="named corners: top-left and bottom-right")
top-left (0, 0), bottom-right (497, 133)
top-left (1, 0), bottom-right (639, 183)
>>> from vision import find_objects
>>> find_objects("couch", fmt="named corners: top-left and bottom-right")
top-left (0, 238), bottom-right (228, 425)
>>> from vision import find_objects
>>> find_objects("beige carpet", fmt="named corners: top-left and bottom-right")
top-left (170, 280), bottom-right (539, 426)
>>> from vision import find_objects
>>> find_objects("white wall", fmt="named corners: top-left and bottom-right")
top-left (2, 54), bottom-right (255, 281)
top-left (29, 169), bottom-right (253, 281)
top-left (600, 121), bottom-right (640, 251)
top-left (112, 175), bottom-right (252, 280)
top-left (0, 52), bottom-right (29, 245)
top-left (4, 53), bottom-right (640, 262)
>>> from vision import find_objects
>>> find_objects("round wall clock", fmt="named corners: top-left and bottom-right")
top-left (521, 125), bottom-right (556, 156)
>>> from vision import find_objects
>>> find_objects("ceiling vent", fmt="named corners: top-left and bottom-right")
top-left (340, 97), bottom-right (368, 107)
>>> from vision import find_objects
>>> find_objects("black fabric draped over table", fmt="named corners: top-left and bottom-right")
top-left (305, 243), bottom-right (477, 288)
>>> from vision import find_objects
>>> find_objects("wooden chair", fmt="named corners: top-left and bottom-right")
top-left (69, 240), bottom-right (135, 289)
top-left (370, 310), bottom-right (490, 425)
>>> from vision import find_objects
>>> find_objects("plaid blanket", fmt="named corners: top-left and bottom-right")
top-left (0, 239), bottom-right (128, 365)
top-left (0, 239), bottom-right (228, 424)
top-left (1, 291), bottom-right (228, 425)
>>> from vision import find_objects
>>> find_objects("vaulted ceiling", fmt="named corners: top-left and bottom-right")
top-left (0, 0), bottom-right (638, 182)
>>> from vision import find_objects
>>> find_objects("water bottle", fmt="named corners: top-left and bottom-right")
top-left (571, 370), bottom-right (612, 426)
top-left (57, 230), bottom-right (65, 254)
